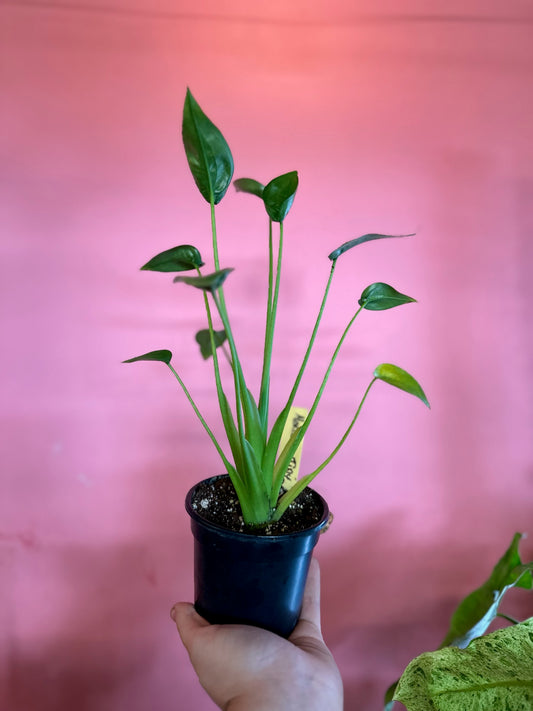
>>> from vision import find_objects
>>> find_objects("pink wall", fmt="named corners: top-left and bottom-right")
top-left (2, 2), bottom-right (532, 709)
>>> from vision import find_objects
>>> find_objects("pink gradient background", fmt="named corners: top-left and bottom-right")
top-left (2, 1), bottom-right (532, 709)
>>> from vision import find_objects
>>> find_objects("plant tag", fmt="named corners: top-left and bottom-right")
top-left (278, 406), bottom-right (308, 490)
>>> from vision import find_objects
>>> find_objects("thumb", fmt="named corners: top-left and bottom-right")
top-left (171, 602), bottom-right (211, 650)
top-left (290, 557), bottom-right (323, 642)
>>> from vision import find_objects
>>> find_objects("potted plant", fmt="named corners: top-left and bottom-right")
top-left (124, 89), bottom-right (429, 637)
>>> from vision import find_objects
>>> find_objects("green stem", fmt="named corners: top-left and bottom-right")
top-left (267, 218), bottom-right (274, 312)
top-left (497, 613), bottom-right (521, 625)
top-left (208, 200), bottom-right (270, 523)
top-left (259, 220), bottom-right (283, 427)
top-left (196, 266), bottom-right (242, 469)
top-left (166, 362), bottom-right (234, 475)
top-left (210, 200), bottom-right (221, 271)
top-left (303, 378), bottom-right (376, 481)
top-left (210, 199), bottom-right (232, 326)
top-left (287, 259), bottom-right (337, 409)
top-left (271, 380), bottom-right (376, 522)
top-left (196, 266), bottom-right (224, 393)
top-left (212, 290), bottom-right (270, 516)
top-left (260, 259), bottom-right (337, 479)
top-left (271, 304), bottom-right (364, 502)
top-left (221, 343), bottom-right (233, 366)
top-left (208, 201), bottom-right (245, 440)
top-left (212, 292), bottom-right (245, 441)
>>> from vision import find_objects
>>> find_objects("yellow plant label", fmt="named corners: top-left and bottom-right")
top-left (278, 406), bottom-right (308, 490)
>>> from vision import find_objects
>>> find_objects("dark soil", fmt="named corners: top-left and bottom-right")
top-left (189, 476), bottom-right (328, 536)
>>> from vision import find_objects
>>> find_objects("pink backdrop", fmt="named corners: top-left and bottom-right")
top-left (2, 1), bottom-right (532, 709)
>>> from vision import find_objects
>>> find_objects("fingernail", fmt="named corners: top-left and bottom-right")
top-left (170, 606), bottom-right (177, 621)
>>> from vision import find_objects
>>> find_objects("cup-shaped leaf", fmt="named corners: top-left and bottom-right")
top-left (173, 267), bottom-right (234, 292)
top-left (141, 244), bottom-right (204, 272)
top-left (359, 282), bottom-right (416, 311)
top-left (123, 349), bottom-right (172, 365)
top-left (182, 88), bottom-right (234, 205)
top-left (233, 178), bottom-right (265, 198)
top-left (374, 363), bottom-right (429, 408)
top-left (195, 329), bottom-right (227, 359)
top-left (263, 171), bottom-right (298, 222)
top-left (328, 233), bottom-right (414, 261)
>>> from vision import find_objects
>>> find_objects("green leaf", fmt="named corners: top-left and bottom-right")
top-left (233, 178), bottom-right (265, 198)
top-left (394, 618), bottom-right (533, 711)
top-left (328, 233), bottom-right (413, 261)
top-left (195, 329), bottom-right (227, 359)
top-left (173, 268), bottom-right (234, 292)
top-left (374, 363), bottom-right (430, 408)
top-left (241, 437), bottom-right (269, 502)
top-left (140, 244), bottom-right (204, 272)
top-left (262, 404), bottom-right (292, 476)
top-left (219, 391), bottom-right (244, 475)
top-left (241, 386), bottom-right (265, 461)
top-left (359, 282), bottom-right (416, 311)
top-left (263, 171), bottom-right (298, 222)
top-left (182, 88), bottom-right (234, 205)
top-left (384, 681), bottom-right (398, 711)
top-left (123, 349), bottom-right (172, 365)
top-left (440, 533), bottom-right (533, 649)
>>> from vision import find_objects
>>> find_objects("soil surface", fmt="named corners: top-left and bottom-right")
top-left (189, 476), bottom-right (327, 535)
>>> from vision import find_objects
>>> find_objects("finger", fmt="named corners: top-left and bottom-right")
top-left (171, 602), bottom-right (211, 649)
top-left (301, 557), bottom-right (321, 627)
top-left (290, 557), bottom-right (323, 641)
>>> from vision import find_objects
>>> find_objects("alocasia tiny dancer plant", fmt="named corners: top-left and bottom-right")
top-left (124, 88), bottom-right (429, 528)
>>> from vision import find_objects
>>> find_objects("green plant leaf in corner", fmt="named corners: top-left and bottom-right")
top-left (182, 88), bottom-right (234, 204)
top-left (233, 178), bottom-right (265, 198)
top-left (173, 268), bottom-right (234, 292)
top-left (262, 171), bottom-right (298, 222)
top-left (439, 532), bottom-right (533, 649)
top-left (374, 363), bottom-right (430, 408)
top-left (195, 329), bottom-right (227, 360)
top-left (141, 244), bottom-right (204, 272)
top-left (328, 233), bottom-right (413, 261)
top-left (123, 349), bottom-right (172, 365)
top-left (394, 618), bottom-right (533, 711)
top-left (359, 282), bottom-right (417, 311)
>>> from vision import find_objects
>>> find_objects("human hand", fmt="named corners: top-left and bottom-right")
top-left (171, 558), bottom-right (343, 711)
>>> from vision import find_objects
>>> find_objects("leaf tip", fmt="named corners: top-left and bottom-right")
top-left (122, 349), bottom-right (173, 365)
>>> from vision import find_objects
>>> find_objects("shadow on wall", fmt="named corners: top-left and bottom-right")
top-left (2, 531), bottom-right (193, 711)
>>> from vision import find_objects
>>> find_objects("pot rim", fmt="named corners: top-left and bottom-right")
top-left (185, 474), bottom-right (330, 541)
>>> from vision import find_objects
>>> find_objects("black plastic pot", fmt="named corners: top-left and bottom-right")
top-left (185, 475), bottom-right (330, 637)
